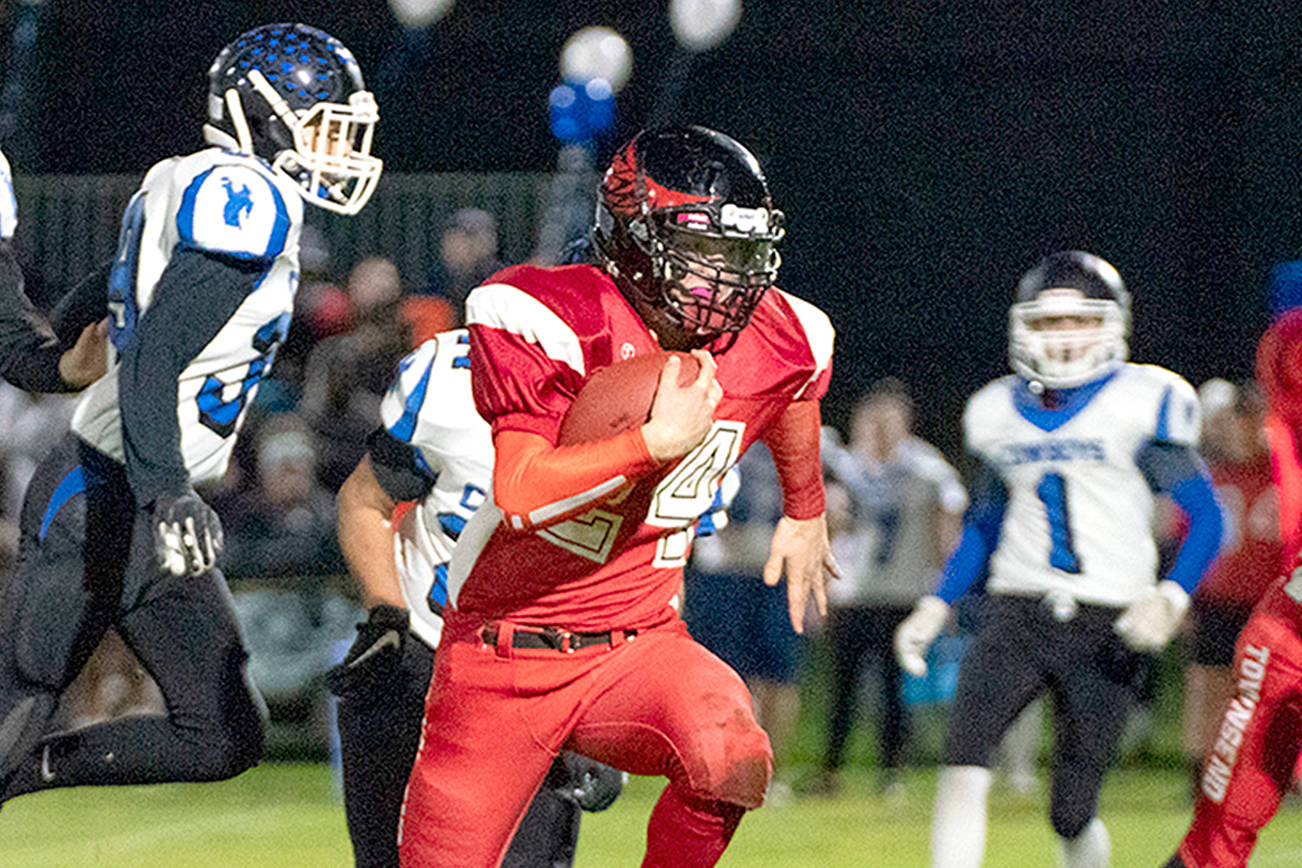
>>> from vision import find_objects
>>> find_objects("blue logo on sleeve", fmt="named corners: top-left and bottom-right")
top-left (221, 178), bottom-right (254, 227)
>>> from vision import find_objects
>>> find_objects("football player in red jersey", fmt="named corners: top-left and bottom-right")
top-left (397, 125), bottom-right (836, 868)
top-left (1166, 308), bottom-right (1302, 867)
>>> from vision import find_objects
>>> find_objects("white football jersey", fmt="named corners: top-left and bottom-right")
top-left (380, 330), bottom-right (494, 648)
top-left (72, 147), bottom-right (303, 485)
top-left (967, 363), bottom-right (1200, 606)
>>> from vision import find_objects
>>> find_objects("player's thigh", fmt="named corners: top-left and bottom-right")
top-left (338, 639), bottom-right (432, 864)
top-left (1049, 613), bottom-right (1139, 769)
top-left (338, 638), bottom-right (431, 803)
top-left (568, 624), bottom-right (771, 807)
top-left (1203, 615), bottom-right (1302, 825)
top-left (400, 637), bottom-right (559, 867)
top-left (4, 439), bottom-right (91, 687)
top-left (944, 597), bottom-right (1048, 767)
top-left (114, 562), bottom-right (261, 725)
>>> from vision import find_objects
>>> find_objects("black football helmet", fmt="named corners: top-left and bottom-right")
top-left (1009, 250), bottom-right (1131, 388)
top-left (592, 125), bottom-right (785, 339)
top-left (203, 23), bottom-right (381, 215)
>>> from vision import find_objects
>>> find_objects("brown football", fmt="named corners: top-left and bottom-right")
top-left (558, 351), bottom-right (702, 445)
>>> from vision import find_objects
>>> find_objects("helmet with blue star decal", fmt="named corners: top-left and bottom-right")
top-left (203, 23), bottom-right (382, 215)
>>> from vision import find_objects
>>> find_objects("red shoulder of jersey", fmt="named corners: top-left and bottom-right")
top-left (465, 264), bottom-right (659, 443)
top-left (1258, 308), bottom-right (1302, 427)
top-left (715, 287), bottom-right (835, 403)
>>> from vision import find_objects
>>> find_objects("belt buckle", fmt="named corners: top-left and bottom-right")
top-left (542, 626), bottom-right (575, 653)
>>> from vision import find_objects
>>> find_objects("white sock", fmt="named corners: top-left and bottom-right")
top-left (932, 765), bottom-right (992, 868)
top-left (1059, 817), bottom-right (1110, 868)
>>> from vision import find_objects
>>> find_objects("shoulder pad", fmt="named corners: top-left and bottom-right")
top-left (175, 158), bottom-right (297, 260)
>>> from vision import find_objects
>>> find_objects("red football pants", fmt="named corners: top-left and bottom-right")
top-left (397, 611), bottom-right (772, 868)
top-left (1177, 610), bottom-right (1302, 867)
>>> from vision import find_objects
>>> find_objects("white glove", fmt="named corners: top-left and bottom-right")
top-left (1114, 580), bottom-right (1190, 653)
top-left (0, 148), bottom-right (15, 239)
top-left (895, 595), bottom-right (950, 677)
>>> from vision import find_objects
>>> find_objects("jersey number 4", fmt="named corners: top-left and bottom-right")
top-left (537, 421), bottom-right (744, 567)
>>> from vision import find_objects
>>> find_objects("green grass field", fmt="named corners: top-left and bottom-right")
top-left (2, 762), bottom-right (1301, 866)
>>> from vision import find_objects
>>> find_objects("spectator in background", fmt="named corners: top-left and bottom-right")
top-left (1180, 380), bottom-right (1279, 796)
top-left (216, 413), bottom-right (344, 583)
top-left (804, 379), bottom-right (966, 797)
top-left (272, 224), bottom-right (350, 405)
top-left (685, 442), bottom-right (804, 804)
top-left (419, 207), bottom-right (502, 317)
top-left (300, 257), bottom-right (411, 490)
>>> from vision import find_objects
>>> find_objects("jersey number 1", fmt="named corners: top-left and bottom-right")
top-left (1036, 472), bottom-right (1082, 574)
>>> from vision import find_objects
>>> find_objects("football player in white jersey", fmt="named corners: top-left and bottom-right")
top-left (0, 23), bottom-right (380, 805)
top-left (894, 251), bottom-right (1224, 868)
top-left (330, 328), bottom-right (625, 867)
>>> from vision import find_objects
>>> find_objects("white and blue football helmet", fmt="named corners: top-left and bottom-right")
top-left (1009, 250), bottom-right (1131, 389)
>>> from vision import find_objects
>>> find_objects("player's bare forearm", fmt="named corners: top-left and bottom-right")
top-left (337, 456), bottom-right (405, 608)
top-left (762, 513), bottom-right (839, 634)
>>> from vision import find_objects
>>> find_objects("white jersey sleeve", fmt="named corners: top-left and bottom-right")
top-left (71, 148), bottom-right (303, 485)
top-left (381, 330), bottom-right (495, 648)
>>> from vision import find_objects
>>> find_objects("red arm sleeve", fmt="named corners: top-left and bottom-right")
top-left (492, 428), bottom-right (661, 531)
top-left (762, 399), bottom-right (825, 520)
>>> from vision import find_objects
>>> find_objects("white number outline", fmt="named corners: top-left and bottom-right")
top-left (537, 421), bottom-right (746, 567)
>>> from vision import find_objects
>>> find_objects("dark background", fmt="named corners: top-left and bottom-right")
top-left (7, 0), bottom-right (1302, 455)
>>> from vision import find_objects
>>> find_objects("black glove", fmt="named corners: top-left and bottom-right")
top-left (152, 485), bottom-right (223, 577)
top-left (555, 751), bottom-right (625, 813)
top-left (326, 605), bottom-right (410, 698)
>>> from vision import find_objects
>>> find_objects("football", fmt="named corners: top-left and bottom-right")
top-left (558, 351), bottom-right (702, 445)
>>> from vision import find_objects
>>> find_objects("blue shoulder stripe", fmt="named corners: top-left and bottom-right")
top-left (388, 355), bottom-right (436, 444)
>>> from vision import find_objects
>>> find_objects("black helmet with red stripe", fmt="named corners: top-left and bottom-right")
top-left (592, 125), bottom-right (785, 340)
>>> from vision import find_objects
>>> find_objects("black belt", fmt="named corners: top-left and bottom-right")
top-left (480, 623), bottom-right (637, 653)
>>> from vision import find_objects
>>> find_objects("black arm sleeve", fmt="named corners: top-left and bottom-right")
top-left (49, 259), bottom-right (112, 346)
top-left (366, 426), bottom-right (438, 503)
top-left (119, 246), bottom-right (268, 506)
top-left (1134, 440), bottom-right (1205, 493)
top-left (0, 240), bottom-right (77, 393)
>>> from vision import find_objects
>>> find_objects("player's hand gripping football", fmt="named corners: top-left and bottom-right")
top-left (765, 513), bottom-right (840, 634)
top-left (1114, 580), bottom-right (1190, 653)
top-left (152, 485), bottom-right (223, 577)
top-left (894, 595), bottom-right (950, 677)
top-left (640, 350), bottom-right (722, 461)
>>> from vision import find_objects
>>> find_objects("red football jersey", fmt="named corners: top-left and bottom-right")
top-left (1194, 455), bottom-right (1280, 606)
top-left (450, 263), bottom-right (834, 631)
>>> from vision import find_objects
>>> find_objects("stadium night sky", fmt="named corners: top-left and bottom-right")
top-left (8, 0), bottom-right (1302, 456)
